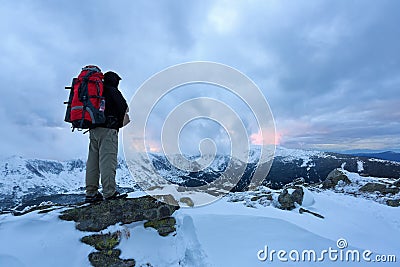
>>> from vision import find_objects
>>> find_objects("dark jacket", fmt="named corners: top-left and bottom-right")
top-left (101, 72), bottom-right (128, 130)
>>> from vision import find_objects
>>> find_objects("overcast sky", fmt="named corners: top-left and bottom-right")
top-left (0, 0), bottom-right (399, 160)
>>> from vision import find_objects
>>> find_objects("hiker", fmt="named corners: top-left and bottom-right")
top-left (85, 71), bottom-right (129, 203)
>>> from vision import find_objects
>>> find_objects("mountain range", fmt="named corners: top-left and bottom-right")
top-left (1, 146), bottom-right (399, 212)
top-left (351, 151), bottom-right (400, 162)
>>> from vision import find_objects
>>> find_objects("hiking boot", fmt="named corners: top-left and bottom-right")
top-left (105, 191), bottom-right (128, 200)
top-left (85, 192), bottom-right (104, 203)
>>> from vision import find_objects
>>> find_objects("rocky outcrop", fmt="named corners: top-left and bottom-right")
top-left (393, 179), bottom-right (400, 188)
top-left (321, 169), bottom-right (351, 189)
top-left (59, 195), bottom-right (179, 232)
top-left (360, 183), bottom-right (400, 195)
top-left (278, 187), bottom-right (304, 210)
top-left (59, 195), bottom-right (180, 266)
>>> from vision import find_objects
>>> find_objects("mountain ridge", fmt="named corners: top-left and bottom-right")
top-left (351, 151), bottom-right (400, 162)
top-left (1, 146), bottom-right (399, 211)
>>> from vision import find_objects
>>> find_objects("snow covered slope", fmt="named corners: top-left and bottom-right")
top-left (0, 186), bottom-right (399, 267)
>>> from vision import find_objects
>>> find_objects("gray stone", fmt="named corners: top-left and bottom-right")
top-left (360, 183), bottom-right (400, 195)
top-left (278, 189), bottom-right (293, 210)
top-left (322, 169), bottom-right (351, 189)
top-left (278, 187), bottom-right (304, 210)
top-left (291, 187), bottom-right (304, 205)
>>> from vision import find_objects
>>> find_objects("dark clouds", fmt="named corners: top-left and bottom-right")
top-left (0, 0), bottom-right (399, 159)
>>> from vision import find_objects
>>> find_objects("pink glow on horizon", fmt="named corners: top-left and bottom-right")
top-left (250, 129), bottom-right (281, 145)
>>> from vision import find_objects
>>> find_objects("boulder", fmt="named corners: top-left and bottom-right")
top-left (322, 169), bottom-right (351, 189)
top-left (393, 178), bottom-right (400, 187)
top-left (360, 183), bottom-right (400, 195)
top-left (278, 187), bottom-right (304, 210)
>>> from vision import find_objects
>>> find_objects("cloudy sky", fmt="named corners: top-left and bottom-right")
top-left (0, 0), bottom-right (399, 160)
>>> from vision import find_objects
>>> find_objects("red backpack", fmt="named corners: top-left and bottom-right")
top-left (64, 65), bottom-right (106, 131)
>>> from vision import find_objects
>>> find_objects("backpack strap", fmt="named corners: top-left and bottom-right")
top-left (78, 70), bottom-right (96, 101)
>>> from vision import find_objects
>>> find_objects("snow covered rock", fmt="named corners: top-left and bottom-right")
top-left (393, 178), bottom-right (400, 187)
top-left (321, 168), bottom-right (351, 189)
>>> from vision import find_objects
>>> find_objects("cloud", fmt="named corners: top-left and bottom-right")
top-left (0, 0), bottom-right (399, 160)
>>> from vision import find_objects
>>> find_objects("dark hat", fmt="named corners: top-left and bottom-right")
top-left (104, 71), bottom-right (122, 87)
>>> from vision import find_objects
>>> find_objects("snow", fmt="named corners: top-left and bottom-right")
top-left (138, 184), bottom-right (220, 207)
top-left (0, 209), bottom-right (92, 266)
top-left (1, 182), bottom-right (399, 267)
top-left (301, 186), bottom-right (315, 207)
top-left (274, 146), bottom-right (326, 162)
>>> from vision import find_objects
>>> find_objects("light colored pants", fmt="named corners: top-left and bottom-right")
top-left (85, 127), bottom-right (118, 198)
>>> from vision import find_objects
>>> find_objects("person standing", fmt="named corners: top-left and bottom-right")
top-left (85, 71), bottom-right (129, 203)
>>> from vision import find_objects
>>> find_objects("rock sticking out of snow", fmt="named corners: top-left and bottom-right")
top-left (277, 187), bottom-right (304, 210)
top-left (321, 168), bottom-right (351, 189)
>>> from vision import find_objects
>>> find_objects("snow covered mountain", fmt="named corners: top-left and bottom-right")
top-left (1, 147), bottom-right (400, 211)
top-left (0, 156), bottom-right (135, 211)
top-left (147, 146), bottom-right (400, 189)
